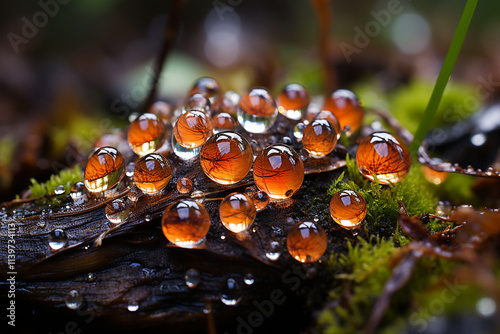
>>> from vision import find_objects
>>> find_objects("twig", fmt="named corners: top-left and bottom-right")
top-left (142, 0), bottom-right (186, 113)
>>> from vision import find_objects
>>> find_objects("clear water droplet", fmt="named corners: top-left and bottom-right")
top-left (127, 304), bottom-right (139, 312)
top-left (203, 301), bottom-right (213, 314)
top-left (185, 268), bottom-right (201, 289)
top-left (220, 278), bottom-right (242, 306)
top-left (49, 229), bottom-right (68, 250)
top-left (145, 215), bottom-right (152, 222)
top-left (244, 273), bottom-right (255, 285)
top-left (220, 234), bottom-right (226, 240)
top-left (105, 199), bottom-right (130, 224)
top-left (65, 290), bottom-right (83, 310)
top-left (70, 182), bottom-right (86, 199)
top-left (293, 122), bottom-right (306, 141)
top-left (266, 241), bottom-right (282, 261)
top-left (191, 190), bottom-right (205, 203)
top-left (54, 185), bottom-right (65, 195)
top-left (86, 272), bottom-right (96, 283)
top-left (126, 162), bottom-right (135, 177)
top-left (283, 136), bottom-right (293, 145)
top-left (128, 186), bottom-right (141, 203)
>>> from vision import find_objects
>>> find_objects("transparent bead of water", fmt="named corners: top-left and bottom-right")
top-left (65, 290), bottom-right (83, 310)
top-left (70, 182), bottom-right (86, 199)
top-left (49, 229), bottom-right (68, 250)
top-left (172, 132), bottom-right (202, 160)
top-left (266, 241), bottom-right (282, 261)
top-left (185, 268), bottom-right (201, 289)
top-left (105, 199), bottom-right (130, 224)
top-left (293, 122), bottom-right (306, 141)
top-left (244, 273), bottom-right (255, 285)
top-left (237, 88), bottom-right (278, 133)
top-left (126, 162), bottom-right (135, 177)
top-left (128, 186), bottom-right (141, 203)
top-left (86, 273), bottom-right (97, 283)
top-left (145, 215), bottom-right (152, 222)
top-left (191, 190), bottom-right (206, 203)
top-left (54, 185), bottom-right (65, 195)
top-left (220, 278), bottom-right (242, 306)
top-left (127, 304), bottom-right (139, 312)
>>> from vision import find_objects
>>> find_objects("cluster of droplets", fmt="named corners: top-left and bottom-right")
top-left (73, 76), bottom-right (423, 270)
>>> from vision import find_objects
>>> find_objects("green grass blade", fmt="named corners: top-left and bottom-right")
top-left (409, 0), bottom-right (478, 158)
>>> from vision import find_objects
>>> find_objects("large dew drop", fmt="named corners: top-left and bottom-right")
top-left (49, 229), bottom-right (68, 250)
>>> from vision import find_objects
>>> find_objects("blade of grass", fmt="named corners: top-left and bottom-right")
top-left (409, 0), bottom-right (478, 158)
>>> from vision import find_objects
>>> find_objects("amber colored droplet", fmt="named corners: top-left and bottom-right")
top-left (161, 199), bottom-right (211, 248)
top-left (212, 112), bottom-right (236, 132)
top-left (329, 190), bottom-right (367, 229)
top-left (174, 110), bottom-right (214, 149)
top-left (239, 88), bottom-right (277, 117)
top-left (322, 89), bottom-right (364, 133)
top-left (314, 110), bottom-right (341, 140)
top-left (423, 165), bottom-right (448, 185)
top-left (253, 144), bottom-right (304, 199)
top-left (177, 178), bottom-right (193, 194)
top-left (127, 113), bottom-right (166, 156)
top-left (200, 131), bottom-right (253, 185)
top-left (250, 191), bottom-right (269, 211)
top-left (302, 119), bottom-right (338, 158)
top-left (84, 147), bottom-right (125, 192)
top-left (185, 93), bottom-right (212, 116)
top-left (356, 131), bottom-right (411, 184)
top-left (189, 77), bottom-right (220, 104)
top-left (277, 83), bottom-right (310, 120)
top-left (219, 192), bottom-right (257, 233)
top-left (149, 101), bottom-right (172, 124)
top-left (287, 221), bottom-right (327, 263)
top-left (133, 153), bottom-right (172, 194)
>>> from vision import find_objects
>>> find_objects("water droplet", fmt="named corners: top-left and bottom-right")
top-left (351, 229), bottom-right (359, 236)
top-left (203, 301), bottom-right (213, 314)
top-left (185, 268), bottom-right (201, 289)
top-left (65, 290), bottom-right (83, 310)
top-left (177, 178), bottom-right (193, 194)
top-left (126, 162), bottom-right (135, 177)
top-left (293, 122), bottom-right (306, 141)
top-left (266, 241), bottom-right (282, 261)
top-left (283, 136), bottom-right (293, 145)
top-left (220, 234), bottom-right (226, 240)
top-left (237, 88), bottom-right (277, 133)
top-left (49, 229), bottom-right (68, 250)
top-left (313, 215), bottom-right (319, 222)
top-left (54, 185), bottom-right (65, 195)
top-left (220, 278), bottom-right (242, 306)
top-left (86, 272), bottom-right (97, 283)
top-left (70, 182), bottom-right (86, 199)
top-left (128, 186), bottom-right (141, 203)
top-left (244, 273), bottom-right (255, 285)
top-left (145, 215), bottom-right (152, 222)
top-left (105, 199), bottom-right (130, 224)
top-left (191, 190), bottom-right (206, 203)
top-left (467, 165), bottom-right (474, 172)
top-left (127, 304), bottom-right (139, 312)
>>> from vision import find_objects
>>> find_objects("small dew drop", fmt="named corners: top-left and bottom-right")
top-left (128, 187), bottom-right (141, 203)
top-left (220, 278), bottom-right (242, 306)
top-left (70, 182), bottom-right (86, 199)
top-left (185, 268), bottom-right (201, 289)
top-left (221, 234), bottom-right (226, 240)
top-left (86, 272), bottom-right (97, 283)
top-left (54, 185), bottom-right (65, 195)
top-left (191, 190), bottom-right (206, 203)
top-left (283, 136), bottom-right (293, 145)
top-left (145, 215), bottom-right (152, 222)
top-left (203, 301), bottom-right (213, 314)
top-left (266, 241), bottom-right (282, 261)
top-left (49, 229), bottom-right (68, 250)
top-left (177, 178), bottom-right (193, 194)
top-left (65, 290), bottom-right (83, 310)
top-left (127, 304), bottom-right (139, 312)
top-left (293, 122), bottom-right (305, 141)
top-left (105, 199), bottom-right (130, 224)
top-left (126, 162), bottom-right (135, 177)
top-left (244, 273), bottom-right (255, 285)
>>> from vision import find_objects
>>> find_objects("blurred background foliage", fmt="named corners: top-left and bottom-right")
top-left (0, 0), bottom-right (499, 200)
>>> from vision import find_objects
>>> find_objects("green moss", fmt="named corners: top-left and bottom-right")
top-left (327, 155), bottom-right (436, 239)
top-left (27, 165), bottom-right (83, 198)
top-left (319, 237), bottom-right (458, 334)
